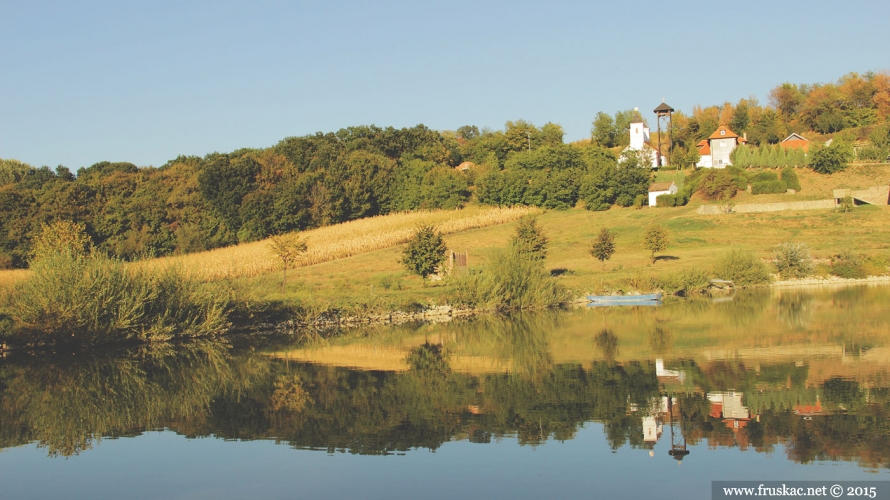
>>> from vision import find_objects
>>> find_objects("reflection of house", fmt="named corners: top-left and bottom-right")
top-left (708, 392), bottom-right (752, 430)
top-left (621, 116), bottom-right (664, 169)
top-left (648, 181), bottom-right (678, 206)
top-left (794, 398), bottom-right (824, 417)
top-left (656, 359), bottom-right (686, 384)
top-left (696, 126), bottom-right (747, 168)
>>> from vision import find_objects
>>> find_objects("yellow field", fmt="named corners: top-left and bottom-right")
top-left (139, 205), bottom-right (537, 281)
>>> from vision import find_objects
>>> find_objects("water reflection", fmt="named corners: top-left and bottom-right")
top-left (0, 285), bottom-right (888, 471)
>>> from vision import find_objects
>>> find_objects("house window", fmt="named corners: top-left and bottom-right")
top-left (720, 130), bottom-right (726, 136)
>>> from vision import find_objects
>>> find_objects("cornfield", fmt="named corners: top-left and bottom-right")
top-left (139, 205), bottom-right (537, 281)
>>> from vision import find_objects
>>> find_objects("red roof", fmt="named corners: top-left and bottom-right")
top-left (698, 142), bottom-right (711, 155)
top-left (708, 126), bottom-right (739, 140)
top-left (781, 139), bottom-right (810, 151)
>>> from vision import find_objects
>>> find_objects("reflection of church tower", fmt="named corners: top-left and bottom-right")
top-left (643, 416), bottom-right (663, 444)
top-left (667, 395), bottom-right (690, 463)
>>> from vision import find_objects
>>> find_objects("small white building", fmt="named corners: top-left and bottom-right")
top-left (648, 181), bottom-right (679, 206)
top-left (621, 116), bottom-right (665, 169)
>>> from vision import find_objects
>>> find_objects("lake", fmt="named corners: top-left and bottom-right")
top-left (2, 284), bottom-right (889, 499)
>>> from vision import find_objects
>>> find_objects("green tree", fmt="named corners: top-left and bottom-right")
top-left (810, 144), bottom-right (849, 174)
top-left (589, 228), bottom-right (615, 270)
top-left (644, 224), bottom-right (670, 264)
top-left (591, 112), bottom-right (617, 147)
top-left (30, 220), bottom-right (92, 262)
top-left (268, 232), bottom-right (308, 290)
top-left (402, 224), bottom-right (447, 280)
top-left (511, 215), bottom-right (548, 261)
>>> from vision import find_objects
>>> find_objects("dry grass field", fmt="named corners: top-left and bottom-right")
top-left (137, 205), bottom-right (537, 281)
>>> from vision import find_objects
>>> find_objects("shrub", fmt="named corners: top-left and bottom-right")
top-left (781, 167), bottom-right (801, 191)
top-left (751, 180), bottom-right (787, 195)
top-left (655, 194), bottom-right (676, 207)
top-left (810, 145), bottom-right (849, 174)
top-left (713, 249), bottom-right (771, 286)
top-left (750, 171), bottom-right (779, 183)
top-left (658, 267), bottom-right (710, 296)
top-left (451, 246), bottom-right (569, 311)
top-left (697, 170), bottom-right (738, 201)
top-left (828, 251), bottom-right (866, 279)
top-left (2, 252), bottom-right (230, 346)
top-left (774, 242), bottom-right (814, 279)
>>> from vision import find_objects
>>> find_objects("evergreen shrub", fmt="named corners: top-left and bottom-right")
top-left (751, 180), bottom-right (787, 195)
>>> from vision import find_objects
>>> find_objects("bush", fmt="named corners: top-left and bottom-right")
top-left (781, 167), bottom-right (801, 191)
top-left (750, 171), bottom-right (779, 183)
top-left (810, 145), bottom-right (849, 174)
top-left (451, 246), bottom-right (569, 311)
top-left (697, 170), bottom-right (738, 201)
top-left (2, 252), bottom-right (230, 346)
top-left (774, 242), bottom-right (814, 279)
top-left (658, 267), bottom-right (710, 296)
top-left (713, 249), bottom-right (771, 286)
top-left (828, 251), bottom-right (866, 279)
top-left (751, 180), bottom-right (787, 195)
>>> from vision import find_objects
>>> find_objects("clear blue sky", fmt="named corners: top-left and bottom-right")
top-left (2, 0), bottom-right (888, 169)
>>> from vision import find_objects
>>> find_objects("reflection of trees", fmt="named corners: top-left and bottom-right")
top-left (2, 344), bottom-right (889, 469)
top-left (648, 326), bottom-right (672, 355)
top-left (775, 291), bottom-right (814, 329)
top-left (0, 342), bottom-right (270, 457)
top-left (595, 329), bottom-right (619, 364)
top-left (455, 312), bottom-right (556, 381)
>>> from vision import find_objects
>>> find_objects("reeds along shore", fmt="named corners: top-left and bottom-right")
top-left (0, 251), bottom-right (230, 347)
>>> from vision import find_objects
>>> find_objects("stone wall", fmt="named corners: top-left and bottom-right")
top-left (697, 199), bottom-right (836, 215)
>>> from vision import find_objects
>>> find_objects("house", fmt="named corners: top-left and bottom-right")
top-left (780, 133), bottom-right (810, 152)
top-left (696, 140), bottom-right (712, 167)
top-left (696, 125), bottom-right (746, 168)
top-left (648, 181), bottom-right (678, 206)
top-left (621, 114), bottom-right (665, 169)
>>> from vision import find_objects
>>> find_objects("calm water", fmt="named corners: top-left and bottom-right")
top-left (2, 285), bottom-right (890, 499)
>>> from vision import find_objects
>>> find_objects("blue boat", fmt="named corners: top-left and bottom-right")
top-left (587, 300), bottom-right (662, 307)
top-left (586, 293), bottom-right (663, 305)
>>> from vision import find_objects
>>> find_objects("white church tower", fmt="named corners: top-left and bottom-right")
top-left (629, 115), bottom-right (650, 150)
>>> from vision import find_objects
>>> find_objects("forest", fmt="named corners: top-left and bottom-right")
top-left (1, 71), bottom-right (888, 268)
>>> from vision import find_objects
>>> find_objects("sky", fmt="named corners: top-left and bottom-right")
top-left (2, 0), bottom-right (889, 169)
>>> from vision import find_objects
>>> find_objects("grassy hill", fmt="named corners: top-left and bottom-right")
top-left (2, 164), bottom-right (889, 317)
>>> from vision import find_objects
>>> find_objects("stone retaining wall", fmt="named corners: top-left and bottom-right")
top-left (697, 199), bottom-right (836, 215)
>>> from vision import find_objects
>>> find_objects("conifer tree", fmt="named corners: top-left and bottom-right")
top-left (767, 145), bottom-right (779, 168)
top-left (777, 146), bottom-right (788, 168)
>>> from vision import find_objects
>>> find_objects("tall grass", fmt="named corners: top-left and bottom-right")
top-left (0, 252), bottom-right (230, 347)
top-left (140, 205), bottom-right (537, 281)
top-left (452, 246), bottom-right (570, 311)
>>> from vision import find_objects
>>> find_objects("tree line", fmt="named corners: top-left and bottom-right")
top-left (2, 71), bottom-right (888, 268)
top-left (592, 71), bottom-right (890, 166)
